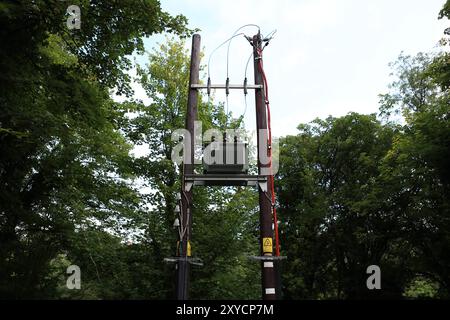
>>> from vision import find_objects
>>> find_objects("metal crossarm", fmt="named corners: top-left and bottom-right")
top-left (191, 83), bottom-right (263, 90)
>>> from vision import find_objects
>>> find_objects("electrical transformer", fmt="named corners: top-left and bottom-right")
top-left (203, 141), bottom-right (249, 174)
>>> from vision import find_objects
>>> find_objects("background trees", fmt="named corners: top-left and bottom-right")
top-left (0, 0), bottom-right (189, 298)
top-left (277, 113), bottom-right (400, 299)
top-left (277, 48), bottom-right (449, 299)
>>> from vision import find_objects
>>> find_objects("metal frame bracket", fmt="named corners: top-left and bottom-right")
top-left (258, 181), bottom-right (268, 192)
top-left (185, 181), bottom-right (193, 192)
top-left (164, 257), bottom-right (204, 266)
top-left (184, 174), bottom-right (267, 188)
top-left (248, 255), bottom-right (287, 261)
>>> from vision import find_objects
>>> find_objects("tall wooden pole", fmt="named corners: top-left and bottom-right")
top-left (177, 34), bottom-right (201, 300)
top-left (253, 32), bottom-right (277, 300)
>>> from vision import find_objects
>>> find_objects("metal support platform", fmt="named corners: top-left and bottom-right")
top-left (248, 256), bottom-right (287, 261)
top-left (184, 174), bottom-right (267, 191)
top-left (164, 257), bottom-right (204, 267)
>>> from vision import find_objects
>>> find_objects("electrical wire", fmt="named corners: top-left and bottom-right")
top-left (241, 52), bottom-right (252, 121)
top-left (226, 24), bottom-right (260, 79)
top-left (241, 29), bottom-right (276, 120)
top-left (255, 45), bottom-right (281, 257)
top-left (244, 51), bottom-right (253, 80)
top-left (207, 24), bottom-right (261, 128)
top-left (225, 94), bottom-right (229, 128)
top-left (207, 32), bottom-right (247, 131)
top-left (242, 91), bottom-right (248, 117)
top-left (207, 32), bottom-right (246, 81)
top-left (263, 29), bottom-right (277, 42)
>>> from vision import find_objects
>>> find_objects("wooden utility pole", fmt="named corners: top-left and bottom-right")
top-left (253, 32), bottom-right (277, 300)
top-left (177, 33), bottom-right (201, 300)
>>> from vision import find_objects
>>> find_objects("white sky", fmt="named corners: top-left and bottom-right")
top-left (132, 0), bottom-right (448, 138)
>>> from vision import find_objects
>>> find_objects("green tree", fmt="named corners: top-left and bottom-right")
top-left (0, 1), bottom-right (189, 298)
top-left (379, 51), bottom-right (450, 297)
top-left (278, 113), bottom-right (402, 299)
top-left (277, 50), bottom-right (448, 299)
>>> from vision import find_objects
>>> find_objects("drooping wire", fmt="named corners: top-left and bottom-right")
top-left (207, 32), bottom-right (247, 130)
top-left (244, 51), bottom-right (253, 82)
top-left (241, 52), bottom-right (253, 121)
top-left (207, 32), bottom-right (246, 81)
top-left (242, 51), bottom-right (252, 120)
top-left (230, 26), bottom-right (260, 126)
top-left (226, 24), bottom-right (260, 79)
top-left (206, 24), bottom-right (261, 129)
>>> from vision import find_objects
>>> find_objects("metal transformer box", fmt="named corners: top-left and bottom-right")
top-left (203, 142), bottom-right (249, 174)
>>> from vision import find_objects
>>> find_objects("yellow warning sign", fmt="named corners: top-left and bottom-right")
top-left (263, 237), bottom-right (273, 253)
top-left (187, 241), bottom-right (192, 257)
top-left (177, 240), bottom-right (192, 257)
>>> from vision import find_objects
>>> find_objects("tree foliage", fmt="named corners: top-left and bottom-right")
top-left (0, 0), bottom-right (189, 298)
top-left (278, 48), bottom-right (449, 299)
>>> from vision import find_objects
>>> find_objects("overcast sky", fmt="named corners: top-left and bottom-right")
top-left (132, 0), bottom-right (447, 138)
